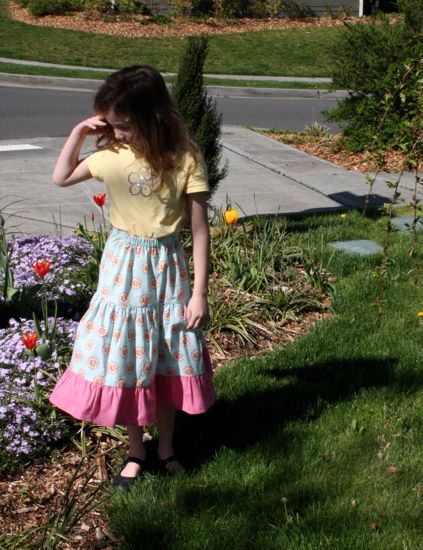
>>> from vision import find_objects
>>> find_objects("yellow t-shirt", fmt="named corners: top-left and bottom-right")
top-left (86, 145), bottom-right (209, 238)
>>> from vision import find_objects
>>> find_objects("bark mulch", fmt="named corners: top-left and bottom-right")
top-left (263, 132), bottom-right (421, 174)
top-left (9, 1), bottom-right (360, 38)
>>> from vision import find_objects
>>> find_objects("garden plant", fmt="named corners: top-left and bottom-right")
top-left (172, 35), bottom-right (227, 197)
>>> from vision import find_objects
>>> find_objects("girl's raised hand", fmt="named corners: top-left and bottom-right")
top-left (53, 116), bottom-right (110, 187)
top-left (74, 116), bottom-right (110, 137)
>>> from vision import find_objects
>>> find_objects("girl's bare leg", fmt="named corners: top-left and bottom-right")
top-left (120, 425), bottom-right (146, 477)
top-left (157, 403), bottom-right (186, 473)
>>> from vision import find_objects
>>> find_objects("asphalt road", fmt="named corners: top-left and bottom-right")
top-left (0, 85), bottom-right (340, 139)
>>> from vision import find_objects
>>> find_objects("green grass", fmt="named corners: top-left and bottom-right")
top-left (0, 0), bottom-right (341, 76)
top-left (0, 62), bottom-right (111, 80)
top-left (0, 62), bottom-right (331, 89)
top-left (107, 210), bottom-right (423, 549)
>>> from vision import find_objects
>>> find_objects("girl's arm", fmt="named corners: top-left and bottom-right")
top-left (186, 192), bottom-right (210, 330)
top-left (53, 116), bottom-right (108, 187)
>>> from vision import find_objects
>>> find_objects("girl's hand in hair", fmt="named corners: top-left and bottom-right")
top-left (74, 116), bottom-right (110, 137)
top-left (53, 116), bottom-right (109, 187)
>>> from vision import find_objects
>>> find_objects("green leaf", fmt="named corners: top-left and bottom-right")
top-left (6, 287), bottom-right (19, 300)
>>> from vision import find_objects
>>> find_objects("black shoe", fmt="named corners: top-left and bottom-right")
top-left (158, 455), bottom-right (186, 474)
top-left (113, 456), bottom-right (145, 492)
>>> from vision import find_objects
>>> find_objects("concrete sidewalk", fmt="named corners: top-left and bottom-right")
top-left (0, 126), bottom-right (418, 236)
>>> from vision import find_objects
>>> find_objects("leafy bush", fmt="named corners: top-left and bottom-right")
top-left (399, 0), bottom-right (423, 33)
top-left (170, 0), bottom-right (192, 15)
top-left (27, 0), bottom-right (84, 16)
top-left (247, 0), bottom-right (284, 18)
top-left (84, 0), bottom-right (145, 13)
top-left (116, 0), bottom-right (146, 13)
top-left (212, 0), bottom-right (313, 18)
top-left (190, 0), bottom-right (214, 15)
top-left (172, 35), bottom-right (227, 198)
top-left (213, 0), bottom-right (239, 17)
top-left (326, 3), bottom-right (423, 157)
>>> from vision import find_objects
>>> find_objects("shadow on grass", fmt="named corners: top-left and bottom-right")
top-left (174, 357), bottom-right (397, 470)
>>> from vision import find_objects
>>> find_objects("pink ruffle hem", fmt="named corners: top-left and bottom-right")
top-left (49, 349), bottom-right (215, 427)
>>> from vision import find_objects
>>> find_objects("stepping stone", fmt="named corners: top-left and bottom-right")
top-left (328, 239), bottom-right (383, 256)
top-left (391, 216), bottom-right (423, 233)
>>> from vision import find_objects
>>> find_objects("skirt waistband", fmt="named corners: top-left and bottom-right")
top-left (109, 227), bottom-right (181, 248)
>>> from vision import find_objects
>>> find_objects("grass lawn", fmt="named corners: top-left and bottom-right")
top-left (0, 62), bottom-right (331, 89)
top-left (0, 0), bottom-right (340, 76)
top-left (107, 209), bottom-right (423, 549)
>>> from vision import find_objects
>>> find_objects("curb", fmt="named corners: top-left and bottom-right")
top-left (0, 72), bottom-right (347, 99)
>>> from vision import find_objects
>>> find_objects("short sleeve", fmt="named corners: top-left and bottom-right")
top-left (184, 155), bottom-right (209, 194)
top-left (86, 150), bottom-right (107, 182)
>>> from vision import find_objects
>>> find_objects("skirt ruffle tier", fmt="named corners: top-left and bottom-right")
top-left (50, 228), bottom-right (215, 426)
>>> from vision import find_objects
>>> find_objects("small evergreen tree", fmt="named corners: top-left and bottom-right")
top-left (172, 35), bottom-right (228, 199)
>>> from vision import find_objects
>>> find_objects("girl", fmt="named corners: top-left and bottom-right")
top-left (49, 65), bottom-right (215, 491)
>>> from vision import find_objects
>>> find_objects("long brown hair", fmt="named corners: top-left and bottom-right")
top-left (94, 65), bottom-right (199, 184)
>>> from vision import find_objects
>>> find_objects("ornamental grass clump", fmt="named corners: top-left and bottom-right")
top-left (194, 215), bottom-right (330, 353)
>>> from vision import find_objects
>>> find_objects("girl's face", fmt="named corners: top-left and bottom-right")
top-left (104, 109), bottom-right (135, 144)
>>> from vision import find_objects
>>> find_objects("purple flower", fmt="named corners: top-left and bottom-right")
top-left (1, 234), bottom-right (94, 304)
top-left (0, 317), bottom-right (78, 459)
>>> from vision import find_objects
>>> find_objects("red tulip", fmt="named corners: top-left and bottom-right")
top-left (21, 332), bottom-right (38, 350)
top-left (93, 193), bottom-right (106, 207)
top-left (32, 259), bottom-right (51, 278)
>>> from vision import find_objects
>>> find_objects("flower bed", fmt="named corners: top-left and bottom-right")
top-left (0, 206), bottom-right (331, 476)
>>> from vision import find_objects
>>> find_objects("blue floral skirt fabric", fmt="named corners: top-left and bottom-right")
top-left (50, 228), bottom-right (215, 426)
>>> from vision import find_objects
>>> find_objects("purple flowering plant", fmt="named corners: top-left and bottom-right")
top-left (0, 317), bottom-right (78, 474)
top-left (0, 233), bottom-right (99, 474)
top-left (0, 235), bottom-right (95, 325)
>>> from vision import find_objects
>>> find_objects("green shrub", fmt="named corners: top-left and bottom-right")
top-left (117, 0), bottom-right (145, 13)
top-left (172, 35), bottom-right (227, 198)
top-left (189, 0), bottom-right (214, 15)
top-left (248, 0), bottom-right (284, 18)
top-left (84, 0), bottom-right (144, 13)
top-left (242, 0), bottom-right (314, 18)
top-left (398, 0), bottom-right (423, 33)
top-left (170, 0), bottom-right (192, 15)
top-left (213, 0), bottom-right (240, 17)
top-left (27, 0), bottom-right (84, 16)
top-left (83, 0), bottom-right (109, 12)
top-left (326, 5), bottom-right (422, 157)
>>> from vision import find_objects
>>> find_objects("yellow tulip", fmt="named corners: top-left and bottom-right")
top-left (223, 208), bottom-right (238, 224)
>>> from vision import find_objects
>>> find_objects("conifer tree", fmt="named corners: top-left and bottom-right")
top-left (172, 35), bottom-right (228, 198)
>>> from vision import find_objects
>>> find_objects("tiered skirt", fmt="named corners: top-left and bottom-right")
top-left (49, 228), bottom-right (215, 426)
